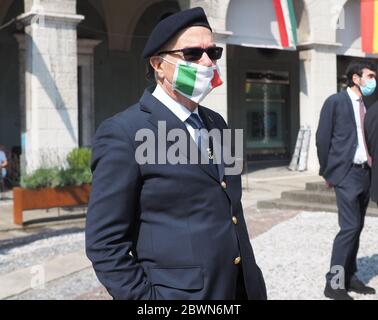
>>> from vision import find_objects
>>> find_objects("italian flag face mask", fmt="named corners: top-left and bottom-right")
top-left (164, 58), bottom-right (223, 103)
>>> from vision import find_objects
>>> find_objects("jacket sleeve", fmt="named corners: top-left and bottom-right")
top-left (316, 96), bottom-right (336, 177)
top-left (85, 118), bottom-right (154, 300)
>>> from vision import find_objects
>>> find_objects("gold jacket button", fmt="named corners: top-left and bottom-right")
top-left (234, 256), bottom-right (241, 265)
top-left (232, 216), bottom-right (238, 225)
top-left (221, 181), bottom-right (227, 189)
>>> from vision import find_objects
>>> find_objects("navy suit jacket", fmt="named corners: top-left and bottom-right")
top-left (316, 90), bottom-right (359, 186)
top-left (365, 101), bottom-right (378, 202)
top-left (85, 88), bottom-right (267, 300)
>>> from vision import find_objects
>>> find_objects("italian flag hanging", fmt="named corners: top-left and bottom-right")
top-left (361, 0), bottom-right (378, 53)
top-left (173, 62), bottom-right (223, 103)
top-left (273, 0), bottom-right (298, 48)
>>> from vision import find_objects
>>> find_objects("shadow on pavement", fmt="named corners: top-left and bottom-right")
top-left (357, 254), bottom-right (378, 284)
top-left (22, 213), bottom-right (86, 227)
top-left (0, 226), bottom-right (84, 254)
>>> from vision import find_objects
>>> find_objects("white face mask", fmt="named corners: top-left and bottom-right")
top-left (162, 58), bottom-right (223, 103)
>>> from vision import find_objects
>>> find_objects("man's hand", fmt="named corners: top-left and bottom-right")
top-left (325, 181), bottom-right (333, 189)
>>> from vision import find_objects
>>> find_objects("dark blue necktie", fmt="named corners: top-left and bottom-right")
top-left (186, 113), bottom-right (205, 150)
top-left (186, 113), bottom-right (218, 177)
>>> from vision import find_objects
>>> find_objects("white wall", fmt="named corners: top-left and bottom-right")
top-left (226, 0), bottom-right (282, 49)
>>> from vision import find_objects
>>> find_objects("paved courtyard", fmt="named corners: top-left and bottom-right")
top-left (1, 167), bottom-right (378, 300)
top-left (253, 211), bottom-right (378, 300)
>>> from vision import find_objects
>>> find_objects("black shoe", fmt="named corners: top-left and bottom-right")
top-left (348, 276), bottom-right (376, 295)
top-left (324, 283), bottom-right (354, 300)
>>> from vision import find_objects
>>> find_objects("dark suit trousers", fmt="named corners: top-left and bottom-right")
top-left (326, 166), bottom-right (370, 287)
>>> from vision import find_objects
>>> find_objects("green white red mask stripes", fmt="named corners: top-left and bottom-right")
top-left (165, 58), bottom-right (223, 103)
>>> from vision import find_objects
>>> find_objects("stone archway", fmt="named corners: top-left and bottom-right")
top-left (303, 0), bottom-right (347, 44)
top-left (130, 1), bottom-right (180, 100)
top-left (295, 0), bottom-right (311, 44)
top-left (91, 0), bottom-right (181, 126)
top-left (336, 0), bottom-right (361, 56)
top-left (226, 0), bottom-right (281, 48)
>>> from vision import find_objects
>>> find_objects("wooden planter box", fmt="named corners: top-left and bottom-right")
top-left (13, 184), bottom-right (91, 225)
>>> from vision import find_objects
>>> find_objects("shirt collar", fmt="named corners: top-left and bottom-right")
top-left (152, 84), bottom-right (199, 122)
top-left (347, 87), bottom-right (361, 101)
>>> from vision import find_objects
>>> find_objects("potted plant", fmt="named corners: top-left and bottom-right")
top-left (13, 148), bottom-right (92, 225)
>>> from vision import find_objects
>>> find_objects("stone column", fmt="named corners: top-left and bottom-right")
top-left (78, 39), bottom-right (101, 148)
top-left (298, 43), bottom-right (339, 172)
top-left (17, 0), bottom-right (84, 173)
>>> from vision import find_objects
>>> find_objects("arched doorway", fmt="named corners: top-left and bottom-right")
top-left (92, 0), bottom-right (180, 128)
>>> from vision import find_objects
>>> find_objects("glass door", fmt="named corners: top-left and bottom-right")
top-left (244, 71), bottom-right (290, 159)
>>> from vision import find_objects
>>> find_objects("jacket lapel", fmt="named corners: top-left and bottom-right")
top-left (198, 106), bottom-right (225, 182)
top-left (140, 89), bottom-right (220, 183)
top-left (199, 107), bottom-right (234, 205)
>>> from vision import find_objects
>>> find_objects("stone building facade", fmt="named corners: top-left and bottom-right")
top-left (0, 0), bottom-right (376, 174)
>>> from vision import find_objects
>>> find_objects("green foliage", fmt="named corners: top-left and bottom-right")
top-left (20, 148), bottom-right (92, 189)
top-left (21, 167), bottom-right (63, 189)
top-left (59, 167), bottom-right (92, 186)
top-left (66, 148), bottom-right (92, 170)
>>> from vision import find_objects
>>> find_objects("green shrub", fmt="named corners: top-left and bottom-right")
top-left (66, 148), bottom-right (91, 170)
top-left (20, 148), bottom-right (92, 189)
top-left (60, 167), bottom-right (92, 186)
top-left (21, 167), bottom-right (64, 189)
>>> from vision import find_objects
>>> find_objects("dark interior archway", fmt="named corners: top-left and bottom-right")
top-left (0, 0), bottom-right (23, 151)
top-left (93, 0), bottom-right (180, 127)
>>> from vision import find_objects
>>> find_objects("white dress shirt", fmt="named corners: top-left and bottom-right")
top-left (347, 87), bottom-right (368, 164)
top-left (152, 84), bottom-right (203, 144)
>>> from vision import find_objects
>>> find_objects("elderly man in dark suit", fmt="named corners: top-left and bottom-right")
top-left (316, 60), bottom-right (377, 300)
top-left (365, 100), bottom-right (378, 205)
top-left (85, 7), bottom-right (266, 300)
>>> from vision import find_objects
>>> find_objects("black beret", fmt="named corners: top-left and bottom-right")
top-left (142, 7), bottom-right (212, 59)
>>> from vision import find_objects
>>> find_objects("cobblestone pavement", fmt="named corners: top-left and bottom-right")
top-left (0, 230), bottom-right (84, 276)
top-left (3, 168), bottom-right (377, 300)
top-left (2, 208), bottom-right (298, 300)
top-left (253, 211), bottom-right (378, 300)
top-left (3, 209), bottom-right (378, 300)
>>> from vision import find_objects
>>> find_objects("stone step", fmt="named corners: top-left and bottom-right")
top-left (281, 190), bottom-right (378, 209)
top-left (305, 182), bottom-right (335, 193)
top-left (257, 199), bottom-right (378, 216)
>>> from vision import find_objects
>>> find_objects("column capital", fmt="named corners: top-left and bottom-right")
top-left (78, 39), bottom-right (102, 55)
top-left (17, 11), bottom-right (84, 26)
top-left (296, 41), bottom-right (342, 51)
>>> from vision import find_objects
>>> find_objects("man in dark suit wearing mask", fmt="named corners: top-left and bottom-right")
top-left (316, 61), bottom-right (377, 300)
top-left (85, 7), bottom-right (267, 300)
top-left (365, 99), bottom-right (378, 206)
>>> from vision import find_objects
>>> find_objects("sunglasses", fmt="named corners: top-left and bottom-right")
top-left (158, 46), bottom-right (223, 62)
